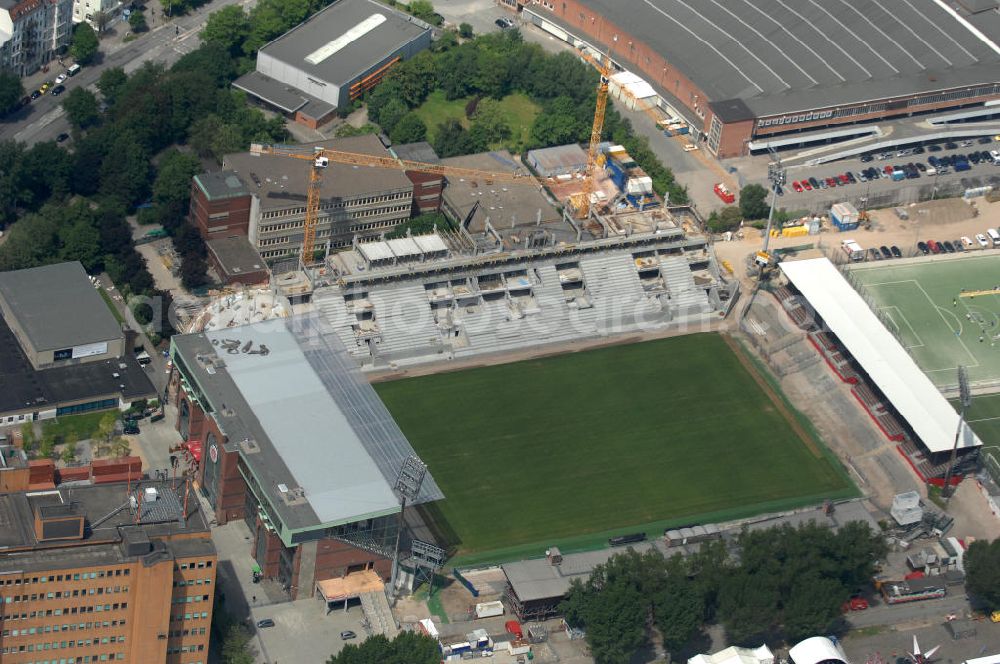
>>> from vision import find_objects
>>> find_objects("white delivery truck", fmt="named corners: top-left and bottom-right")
top-left (841, 239), bottom-right (865, 261)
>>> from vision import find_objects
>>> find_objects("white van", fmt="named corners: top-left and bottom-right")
top-left (987, 228), bottom-right (1000, 246)
top-left (66, 63), bottom-right (81, 77)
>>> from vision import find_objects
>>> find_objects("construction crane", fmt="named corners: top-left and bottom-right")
top-left (568, 47), bottom-right (612, 219)
top-left (249, 143), bottom-right (534, 265)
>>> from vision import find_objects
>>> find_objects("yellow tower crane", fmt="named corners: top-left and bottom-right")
top-left (568, 48), bottom-right (612, 219)
top-left (249, 143), bottom-right (537, 265)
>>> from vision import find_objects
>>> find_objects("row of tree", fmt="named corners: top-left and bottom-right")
top-left (326, 631), bottom-right (440, 664)
top-left (562, 521), bottom-right (887, 664)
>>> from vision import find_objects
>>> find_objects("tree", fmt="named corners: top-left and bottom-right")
top-left (92, 9), bottom-right (112, 34)
top-left (389, 112), bottom-right (427, 144)
top-left (705, 206), bottom-right (743, 233)
top-left (334, 123), bottom-right (378, 138)
top-left (433, 118), bottom-right (478, 158)
top-left (458, 22), bottom-right (473, 39)
top-left (70, 23), bottom-right (100, 65)
top-left (128, 10), bottom-right (148, 32)
top-left (60, 446), bottom-right (76, 464)
top-left (407, 0), bottom-right (441, 25)
top-left (62, 88), bottom-right (100, 129)
top-left (153, 149), bottom-right (201, 208)
top-left (221, 623), bottom-right (254, 664)
top-left (327, 631), bottom-right (439, 663)
top-left (201, 5), bottom-right (250, 57)
top-left (967, 538), bottom-right (1000, 609)
top-left (0, 72), bottom-right (24, 115)
top-left (96, 67), bottom-right (127, 107)
top-left (468, 98), bottom-right (511, 147)
top-left (739, 183), bottom-right (770, 220)
top-left (654, 560), bottom-right (706, 653)
top-left (718, 568), bottom-right (780, 646)
top-left (376, 97), bottom-right (408, 135)
top-left (781, 574), bottom-right (845, 642)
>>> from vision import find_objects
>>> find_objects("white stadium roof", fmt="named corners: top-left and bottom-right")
top-left (789, 637), bottom-right (847, 664)
top-left (780, 258), bottom-right (981, 454)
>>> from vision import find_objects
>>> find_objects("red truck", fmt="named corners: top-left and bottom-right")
top-left (714, 183), bottom-right (736, 204)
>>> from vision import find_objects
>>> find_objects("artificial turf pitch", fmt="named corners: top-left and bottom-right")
top-left (374, 333), bottom-right (853, 560)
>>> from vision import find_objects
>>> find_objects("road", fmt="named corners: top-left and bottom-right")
top-left (0, 0), bottom-right (254, 147)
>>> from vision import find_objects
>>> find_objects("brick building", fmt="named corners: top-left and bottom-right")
top-left (0, 480), bottom-right (216, 664)
top-left (390, 142), bottom-right (444, 216)
top-left (515, 0), bottom-right (1000, 158)
top-left (211, 134), bottom-right (414, 261)
top-left (168, 314), bottom-right (442, 601)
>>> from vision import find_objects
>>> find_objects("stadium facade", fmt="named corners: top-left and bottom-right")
top-left (514, 0), bottom-right (1000, 158)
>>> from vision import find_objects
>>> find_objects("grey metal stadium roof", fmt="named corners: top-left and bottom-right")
top-left (172, 315), bottom-right (442, 534)
top-left (562, 0), bottom-right (1000, 118)
top-left (258, 0), bottom-right (430, 87)
top-left (0, 262), bottom-right (123, 352)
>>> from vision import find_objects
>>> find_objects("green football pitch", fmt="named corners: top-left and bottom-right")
top-left (851, 256), bottom-right (1000, 389)
top-left (374, 334), bottom-right (853, 563)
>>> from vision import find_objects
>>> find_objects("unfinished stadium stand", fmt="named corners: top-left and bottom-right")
top-left (778, 258), bottom-right (982, 484)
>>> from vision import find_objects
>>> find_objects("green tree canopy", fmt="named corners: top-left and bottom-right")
top-left (458, 22), bottom-right (473, 39)
top-left (706, 206), bottom-right (743, 233)
top-left (0, 72), bottom-right (25, 115)
top-left (389, 112), bottom-right (427, 144)
top-left (62, 88), bottom-right (101, 129)
top-left (70, 23), bottom-right (100, 65)
top-left (128, 9), bottom-right (147, 32)
top-left (201, 5), bottom-right (251, 57)
top-left (96, 67), bottom-right (128, 107)
top-left (967, 538), bottom-right (1000, 609)
top-left (739, 183), bottom-right (770, 220)
top-left (326, 631), bottom-right (440, 664)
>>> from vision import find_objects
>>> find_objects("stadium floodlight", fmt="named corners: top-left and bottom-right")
top-left (942, 366), bottom-right (969, 498)
top-left (390, 455), bottom-right (427, 597)
top-left (761, 150), bottom-right (787, 258)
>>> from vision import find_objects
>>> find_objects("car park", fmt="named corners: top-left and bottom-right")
top-left (917, 241), bottom-right (929, 254)
top-left (977, 233), bottom-right (990, 247)
top-left (880, 246), bottom-right (892, 259)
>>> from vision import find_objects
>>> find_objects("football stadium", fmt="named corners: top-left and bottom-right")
top-left (375, 333), bottom-right (854, 562)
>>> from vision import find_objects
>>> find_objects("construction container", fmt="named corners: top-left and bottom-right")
top-left (830, 202), bottom-right (860, 231)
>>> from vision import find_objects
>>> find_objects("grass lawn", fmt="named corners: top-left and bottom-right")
top-left (375, 334), bottom-right (853, 562)
top-left (42, 411), bottom-right (114, 443)
top-left (98, 287), bottom-right (124, 324)
top-left (411, 90), bottom-right (540, 148)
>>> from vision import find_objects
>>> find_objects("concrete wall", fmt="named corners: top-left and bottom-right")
top-left (257, 51), bottom-right (342, 107)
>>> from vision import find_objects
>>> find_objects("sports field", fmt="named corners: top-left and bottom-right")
top-left (374, 334), bottom-right (853, 562)
top-left (959, 392), bottom-right (1000, 446)
top-left (851, 256), bottom-right (1000, 388)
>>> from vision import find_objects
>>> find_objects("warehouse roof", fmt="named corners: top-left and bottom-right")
top-left (224, 135), bottom-right (412, 212)
top-left (541, 0), bottom-right (1000, 118)
top-left (0, 317), bottom-right (154, 416)
top-left (0, 262), bottom-right (123, 352)
top-left (780, 258), bottom-right (982, 454)
top-left (259, 0), bottom-right (430, 87)
top-left (171, 315), bottom-right (442, 535)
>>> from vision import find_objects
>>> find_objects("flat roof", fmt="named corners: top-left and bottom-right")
top-left (194, 171), bottom-right (251, 202)
top-left (780, 258), bottom-right (982, 454)
top-left (526, 143), bottom-right (588, 173)
top-left (206, 236), bottom-right (268, 278)
top-left (548, 0), bottom-right (1000, 118)
top-left (171, 315), bottom-right (442, 534)
top-left (223, 135), bottom-right (412, 212)
top-left (391, 141), bottom-right (440, 164)
top-left (259, 0), bottom-right (430, 87)
top-left (439, 151), bottom-right (562, 233)
top-left (0, 262), bottom-right (123, 352)
top-left (0, 481), bottom-right (212, 573)
top-left (0, 317), bottom-right (154, 416)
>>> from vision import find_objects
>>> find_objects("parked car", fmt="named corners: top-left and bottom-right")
top-left (256, 619), bottom-right (275, 629)
top-left (54, 73), bottom-right (67, 85)
top-left (30, 90), bottom-right (41, 100)
top-left (50, 85), bottom-right (65, 96)
top-left (953, 239), bottom-right (965, 252)
top-left (945, 142), bottom-right (959, 150)
top-left (860, 154), bottom-right (873, 163)
top-left (890, 245), bottom-right (902, 258)
top-left (979, 136), bottom-right (993, 145)
top-left (942, 240), bottom-right (956, 253)
top-left (56, 133), bottom-right (69, 143)
top-left (792, 181), bottom-right (803, 193)
top-left (927, 144), bottom-right (943, 152)
top-left (495, 17), bottom-right (514, 28)
top-left (868, 248), bottom-right (881, 261)
top-left (961, 236), bottom-right (974, 248)
top-left (801, 179), bottom-right (812, 191)
top-left (340, 631), bottom-right (357, 640)
top-left (808, 177), bottom-right (820, 189)
top-left (927, 240), bottom-right (942, 254)
top-left (123, 421), bottom-right (140, 435)
top-left (880, 246), bottom-right (892, 259)
top-left (917, 241), bottom-right (930, 254)
top-left (977, 233), bottom-right (990, 247)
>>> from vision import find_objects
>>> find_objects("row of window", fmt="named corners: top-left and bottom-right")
top-left (1, 618), bottom-right (125, 630)
top-left (258, 204), bottom-right (411, 235)
top-left (167, 627), bottom-right (207, 638)
top-left (171, 595), bottom-right (210, 604)
top-left (5, 585), bottom-right (129, 603)
top-left (0, 571), bottom-right (127, 587)
top-left (2, 641), bottom-right (125, 655)
top-left (166, 644), bottom-right (206, 654)
top-left (175, 561), bottom-right (212, 571)
top-left (258, 193), bottom-right (410, 220)
top-left (4, 655), bottom-right (125, 663)
top-left (0, 604), bottom-right (127, 619)
top-left (4, 622), bottom-right (125, 637)
top-left (172, 578), bottom-right (212, 588)
top-left (170, 611), bottom-right (209, 623)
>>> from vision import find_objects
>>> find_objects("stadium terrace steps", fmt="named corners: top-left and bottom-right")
top-left (660, 256), bottom-right (711, 313)
top-left (314, 292), bottom-right (369, 354)
top-left (372, 285), bottom-right (445, 353)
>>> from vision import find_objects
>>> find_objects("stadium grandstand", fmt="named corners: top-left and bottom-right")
top-left (778, 258), bottom-right (982, 482)
top-left (310, 206), bottom-right (734, 370)
top-left (509, 0), bottom-right (1000, 158)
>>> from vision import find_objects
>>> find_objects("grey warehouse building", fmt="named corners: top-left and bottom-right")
top-left (234, 0), bottom-right (432, 128)
top-left (0, 262), bottom-right (155, 422)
